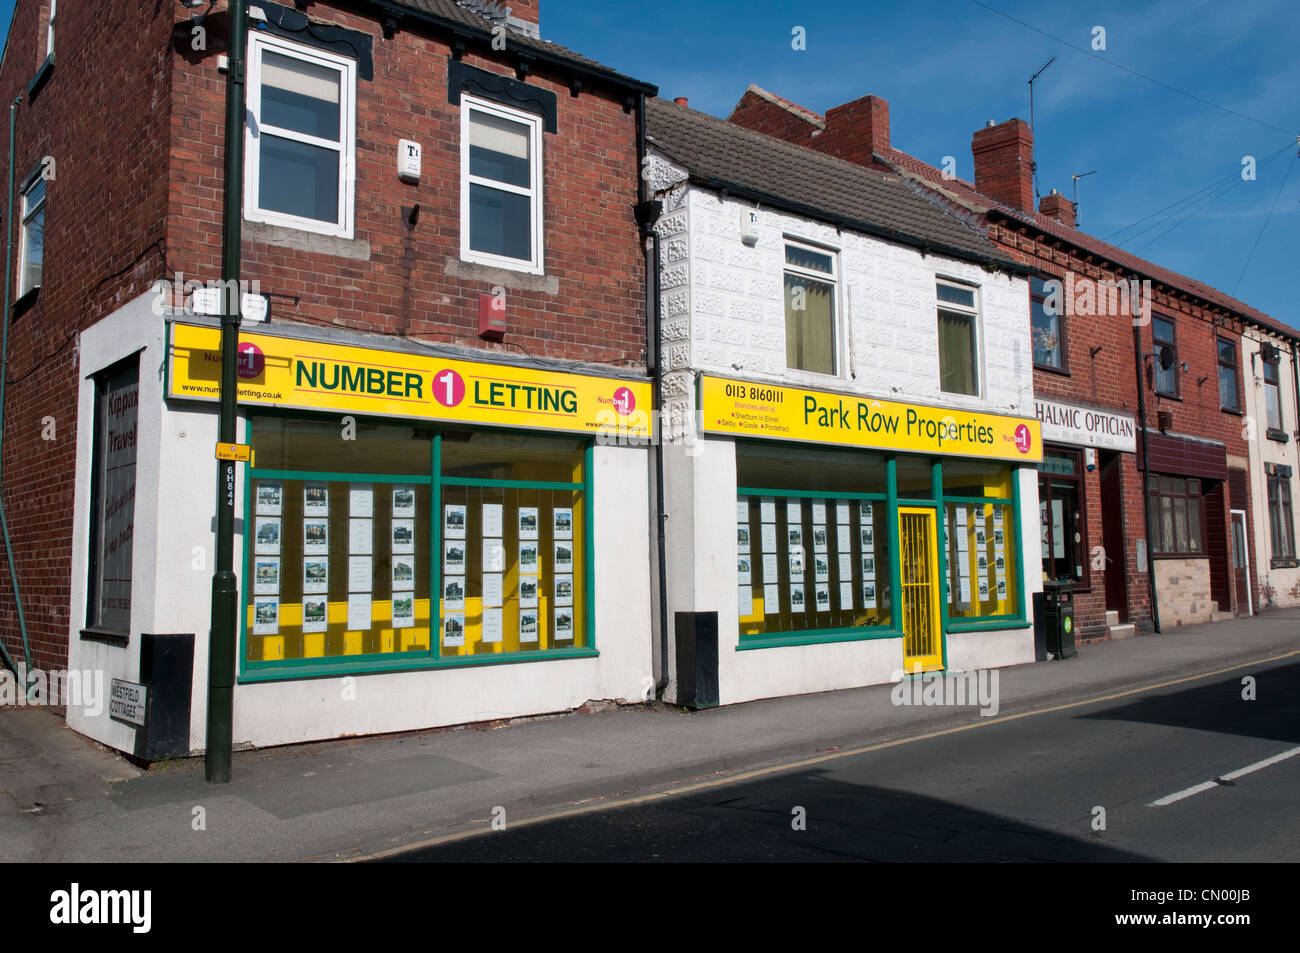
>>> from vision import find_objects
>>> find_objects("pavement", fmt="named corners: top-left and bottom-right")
top-left (2, 607), bottom-right (1298, 862)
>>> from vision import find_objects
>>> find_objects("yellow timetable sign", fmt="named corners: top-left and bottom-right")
top-left (167, 322), bottom-right (653, 438)
top-left (700, 376), bottom-right (1042, 462)
top-left (215, 442), bottom-right (252, 462)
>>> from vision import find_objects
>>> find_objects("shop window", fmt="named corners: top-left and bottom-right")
top-left (1152, 316), bottom-right (1178, 397)
top-left (1147, 475), bottom-right (1205, 556)
top-left (245, 32), bottom-right (356, 237)
top-left (736, 445), bottom-right (890, 638)
top-left (942, 461), bottom-right (1018, 621)
top-left (936, 280), bottom-right (980, 396)
top-left (86, 355), bottom-right (140, 635)
top-left (1031, 276), bottom-right (1065, 371)
top-left (19, 175), bottom-right (45, 296)
top-left (1267, 470), bottom-right (1295, 562)
top-left (1037, 450), bottom-right (1087, 585)
top-left (1217, 338), bottom-right (1241, 413)
top-left (243, 420), bottom-right (587, 670)
top-left (1263, 355), bottom-right (1283, 434)
top-left (439, 434), bottom-right (586, 656)
top-left (783, 241), bottom-right (837, 375)
top-left (461, 95), bottom-right (544, 274)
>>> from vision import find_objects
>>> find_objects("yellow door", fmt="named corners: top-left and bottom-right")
top-left (899, 507), bottom-right (942, 673)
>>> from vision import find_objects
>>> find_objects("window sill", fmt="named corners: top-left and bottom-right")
top-left (1153, 391), bottom-right (1181, 402)
top-left (1270, 557), bottom-right (1298, 570)
top-left (11, 284), bottom-right (40, 317)
top-left (239, 645), bottom-right (599, 682)
top-left (1152, 552), bottom-right (1208, 560)
top-left (244, 219), bottom-right (370, 260)
top-left (1034, 363), bottom-right (1070, 377)
top-left (946, 617), bottom-right (1031, 633)
top-left (1221, 406), bottom-right (1243, 417)
top-left (737, 626), bottom-right (902, 650)
top-left (1266, 428), bottom-right (1289, 444)
top-left (27, 54), bottom-right (54, 99)
top-left (80, 627), bottom-right (130, 647)
top-left (444, 257), bottom-right (559, 295)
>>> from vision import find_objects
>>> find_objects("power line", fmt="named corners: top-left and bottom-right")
top-left (1130, 172), bottom-right (1247, 254)
top-left (967, 0), bottom-right (1296, 137)
top-left (1103, 140), bottom-right (1295, 243)
top-left (1231, 154), bottom-right (1297, 295)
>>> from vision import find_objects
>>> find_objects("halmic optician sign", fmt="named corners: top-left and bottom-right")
top-left (1033, 397), bottom-right (1136, 453)
top-left (167, 323), bottom-right (653, 438)
top-left (700, 376), bottom-right (1042, 462)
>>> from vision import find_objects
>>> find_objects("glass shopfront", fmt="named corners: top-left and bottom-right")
top-left (735, 442), bottom-right (1026, 655)
top-left (241, 416), bottom-right (591, 676)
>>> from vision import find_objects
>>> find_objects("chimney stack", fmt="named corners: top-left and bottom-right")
top-left (1039, 189), bottom-right (1076, 227)
top-left (674, 97), bottom-right (689, 107)
top-left (505, 1), bottom-right (541, 38)
top-left (971, 118), bottom-right (1035, 212)
top-left (807, 94), bottom-right (891, 167)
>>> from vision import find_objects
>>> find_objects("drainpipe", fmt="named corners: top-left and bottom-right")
top-left (0, 96), bottom-right (34, 682)
top-left (1133, 323), bottom-right (1161, 634)
top-left (633, 91), bottom-right (668, 697)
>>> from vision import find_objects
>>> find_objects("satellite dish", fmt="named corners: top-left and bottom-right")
top-left (1157, 345), bottom-right (1175, 371)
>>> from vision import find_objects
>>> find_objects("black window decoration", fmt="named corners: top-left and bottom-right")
top-left (448, 59), bottom-right (558, 133)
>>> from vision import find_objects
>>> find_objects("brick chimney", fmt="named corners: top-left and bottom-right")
top-left (1039, 189), bottom-right (1076, 227)
top-left (728, 86), bottom-right (823, 147)
top-left (813, 95), bottom-right (891, 165)
top-left (971, 119), bottom-right (1034, 212)
top-left (506, 1), bottom-right (541, 38)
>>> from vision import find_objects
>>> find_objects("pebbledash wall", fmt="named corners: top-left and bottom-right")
top-left (66, 293), bottom-right (654, 751)
top-left (650, 154), bottom-right (1041, 705)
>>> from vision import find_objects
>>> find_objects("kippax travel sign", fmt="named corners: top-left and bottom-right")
top-left (700, 375), bottom-right (1042, 462)
top-left (166, 322), bottom-right (653, 438)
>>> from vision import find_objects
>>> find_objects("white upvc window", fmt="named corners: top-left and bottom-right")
top-left (46, 0), bottom-right (56, 59)
top-left (783, 239), bottom-right (839, 376)
top-left (936, 278), bottom-right (982, 397)
top-left (460, 95), bottom-right (544, 274)
top-left (244, 32), bottom-right (355, 238)
top-left (19, 175), bottom-right (46, 295)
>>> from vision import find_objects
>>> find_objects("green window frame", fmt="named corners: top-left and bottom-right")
top-left (736, 448), bottom-right (1028, 651)
top-left (238, 415), bottom-right (597, 682)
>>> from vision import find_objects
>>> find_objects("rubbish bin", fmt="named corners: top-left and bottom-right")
top-left (1041, 579), bottom-right (1077, 659)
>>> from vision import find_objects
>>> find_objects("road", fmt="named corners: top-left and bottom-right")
top-left (381, 657), bottom-right (1300, 862)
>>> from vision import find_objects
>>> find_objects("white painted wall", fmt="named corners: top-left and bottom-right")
top-left (68, 297), bottom-right (654, 752)
top-left (1242, 332), bottom-right (1300, 608)
top-left (652, 165), bottom-right (1040, 704)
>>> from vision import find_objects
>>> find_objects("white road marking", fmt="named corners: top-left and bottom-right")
top-left (1149, 745), bottom-right (1300, 807)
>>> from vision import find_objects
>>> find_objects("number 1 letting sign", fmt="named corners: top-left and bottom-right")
top-left (167, 322), bottom-right (653, 439)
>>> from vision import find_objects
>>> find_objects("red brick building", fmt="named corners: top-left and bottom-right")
top-left (729, 85), bottom-right (1298, 640)
top-left (0, 0), bottom-right (660, 755)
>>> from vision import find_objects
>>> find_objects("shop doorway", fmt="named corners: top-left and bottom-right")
top-left (1230, 509), bottom-right (1252, 616)
top-left (1099, 452), bottom-right (1129, 622)
top-left (899, 507), bottom-right (942, 672)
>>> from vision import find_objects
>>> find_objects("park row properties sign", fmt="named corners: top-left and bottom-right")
top-left (1033, 397), bottom-right (1136, 453)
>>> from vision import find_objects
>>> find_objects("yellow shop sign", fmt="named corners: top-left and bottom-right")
top-left (700, 376), bottom-right (1042, 462)
top-left (167, 322), bottom-right (652, 438)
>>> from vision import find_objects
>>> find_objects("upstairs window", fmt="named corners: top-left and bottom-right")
top-left (46, 0), bottom-right (55, 59)
top-left (1031, 276), bottom-right (1065, 370)
top-left (245, 32), bottom-right (355, 238)
top-left (1263, 353), bottom-right (1283, 434)
top-left (1152, 316), bottom-right (1178, 397)
top-left (783, 241), bottom-right (837, 375)
top-left (937, 280), bottom-right (980, 396)
top-left (19, 175), bottom-right (45, 295)
top-left (461, 96), bottom-right (544, 274)
top-left (1217, 337), bottom-right (1240, 412)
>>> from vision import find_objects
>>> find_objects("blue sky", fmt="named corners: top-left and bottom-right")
top-left (2, 0), bottom-right (1295, 327)
top-left (542, 0), bottom-right (1298, 328)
